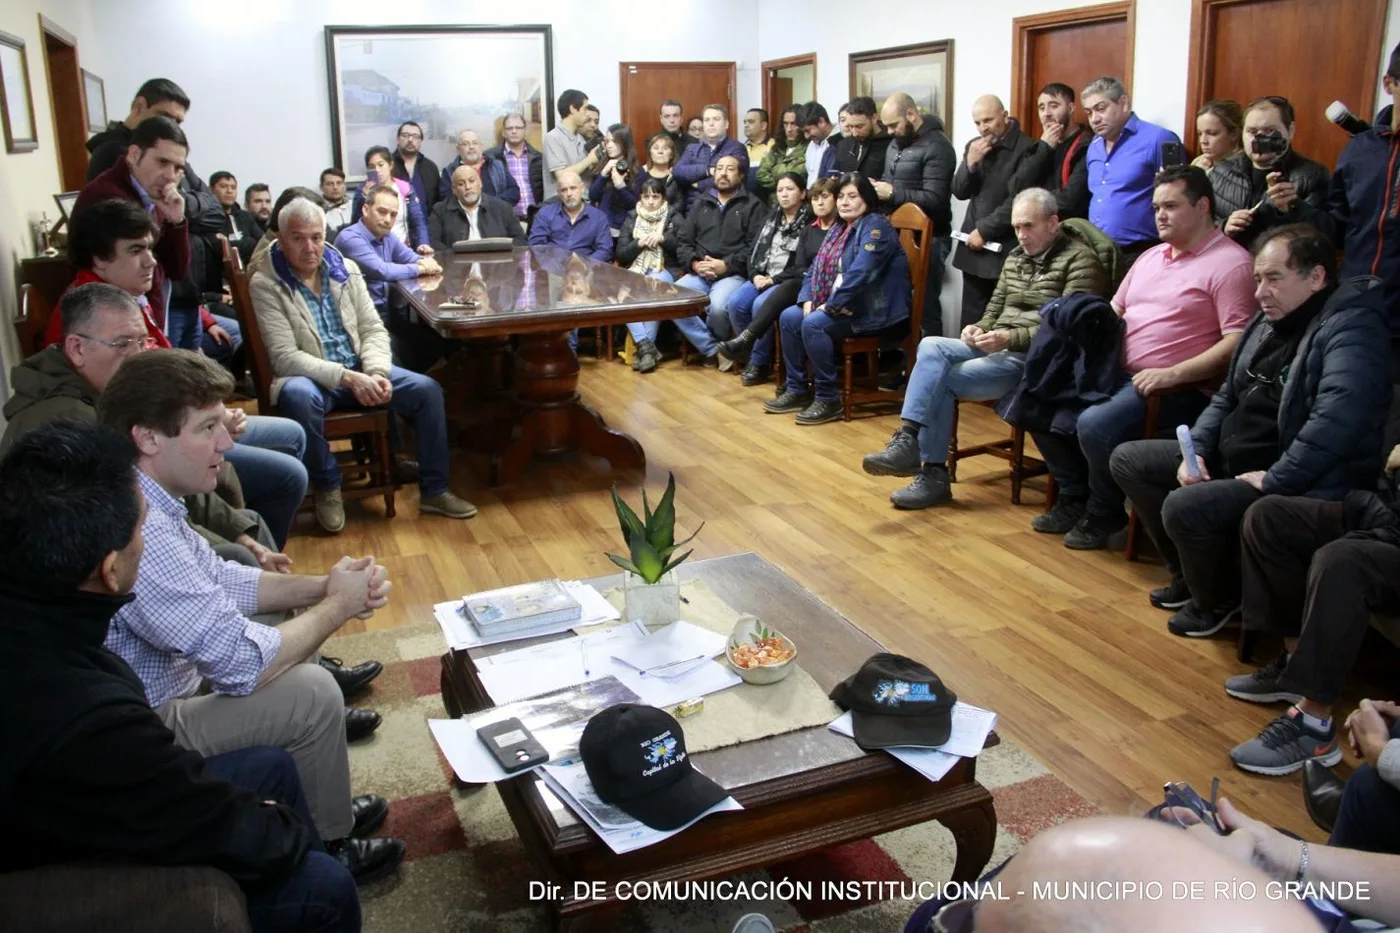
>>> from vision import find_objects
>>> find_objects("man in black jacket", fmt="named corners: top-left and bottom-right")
top-left (428, 163), bottom-right (527, 250)
top-left (1212, 96), bottom-right (1330, 247)
top-left (392, 120), bottom-right (442, 209)
top-left (0, 420), bottom-right (361, 932)
top-left (834, 96), bottom-right (891, 179)
top-left (1110, 224), bottom-right (1392, 645)
top-left (877, 92), bottom-right (957, 337)
top-left (1036, 82), bottom-right (1091, 219)
top-left (950, 96), bottom-right (1052, 327)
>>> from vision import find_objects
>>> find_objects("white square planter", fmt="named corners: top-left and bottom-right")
top-left (623, 571), bottom-right (679, 633)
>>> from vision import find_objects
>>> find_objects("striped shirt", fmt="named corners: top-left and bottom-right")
top-left (504, 147), bottom-right (535, 217)
top-left (106, 469), bottom-right (278, 708)
top-left (297, 265), bottom-right (359, 370)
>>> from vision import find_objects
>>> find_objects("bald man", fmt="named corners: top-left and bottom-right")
top-left (528, 170), bottom-right (612, 262)
top-left (949, 94), bottom-right (1052, 327)
top-left (439, 128), bottom-right (519, 206)
top-left (427, 163), bottom-right (526, 250)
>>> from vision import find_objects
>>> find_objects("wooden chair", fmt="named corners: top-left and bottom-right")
top-left (946, 399), bottom-right (1053, 505)
top-left (218, 235), bottom-right (398, 518)
top-left (834, 202), bottom-right (933, 421)
top-left (14, 284), bottom-right (53, 358)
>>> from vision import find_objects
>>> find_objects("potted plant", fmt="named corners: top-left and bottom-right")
top-left (606, 473), bottom-right (702, 632)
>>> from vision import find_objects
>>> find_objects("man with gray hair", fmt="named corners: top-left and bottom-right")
top-left (439, 128), bottom-right (519, 206)
top-left (862, 187), bottom-right (1107, 508)
top-left (250, 197), bottom-right (477, 532)
top-left (1082, 76), bottom-right (1182, 267)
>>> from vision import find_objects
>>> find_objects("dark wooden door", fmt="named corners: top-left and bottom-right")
top-left (1186, 0), bottom-right (1387, 172)
top-left (771, 78), bottom-right (794, 120)
top-left (1011, 3), bottom-right (1135, 136)
top-left (619, 62), bottom-right (735, 146)
top-left (40, 15), bottom-right (88, 192)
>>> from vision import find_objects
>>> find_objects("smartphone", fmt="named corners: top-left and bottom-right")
top-left (1164, 780), bottom-right (1224, 833)
top-left (477, 717), bottom-right (550, 774)
top-left (1177, 425), bottom-right (1201, 480)
top-left (1161, 141), bottom-right (1185, 167)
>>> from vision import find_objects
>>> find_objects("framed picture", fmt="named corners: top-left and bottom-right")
top-left (324, 24), bottom-right (553, 181)
top-left (849, 40), bottom-right (954, 137)
top-left (82, 68), bottom-right (106, 132)
top-left (0, 30), bottom-right (38, 153)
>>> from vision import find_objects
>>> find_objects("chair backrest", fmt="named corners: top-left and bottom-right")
top-left (218, 234), bottom-right (275, 413)
top-left (14, 283), bottom-right (53, 358)
top-left (890, 202), bottom-right (934, 344)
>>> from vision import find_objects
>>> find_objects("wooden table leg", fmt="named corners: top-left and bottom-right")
top-left (938, 796), bottom-right (999, 882)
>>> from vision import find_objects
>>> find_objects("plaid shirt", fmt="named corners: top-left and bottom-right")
top-left (106, 469), bottom-right (278, 708)
top-left (504, 147), bottom-right (535, 216)
top-left (298, 265), bottom-right (359, 370)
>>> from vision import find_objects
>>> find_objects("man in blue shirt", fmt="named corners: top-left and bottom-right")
top-left (1082, 76), bottom-right (1182, 267)
top-left (528, 171), bottom-right (613, 262)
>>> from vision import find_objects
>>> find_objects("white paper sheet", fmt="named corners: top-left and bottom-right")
top-left (827, 712), bottom-right (960, 782)
top-left (826, 702), bottom-right (998, 784)
top-left (950, 229), bottom-right (1003, 253)
top-left (610, 620), bottom-right (727, 677)
top-left (540, 759), bottom-right (743, 854)
top-left (434, 581), bottom-right (620, 651)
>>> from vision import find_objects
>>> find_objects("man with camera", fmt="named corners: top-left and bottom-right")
top-left (1211, 96), bottom-right (1329, 247)
top-left (543, 89), bottom-right (600, 201)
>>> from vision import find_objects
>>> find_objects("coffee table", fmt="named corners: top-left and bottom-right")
top-left (439, 553), bottom-right (999, 932)
top-left (396, 246), bottom-right (707, 484)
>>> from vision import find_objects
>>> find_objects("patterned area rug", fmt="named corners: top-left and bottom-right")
top-left (334, 623), bottom-right (1101, 932)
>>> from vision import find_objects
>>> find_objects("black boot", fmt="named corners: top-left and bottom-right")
top-left (635, 339), bottom-right (661, 373)
top-left (741, 362), bottom-right (771, 386)
top-left (717, 329), bottom-right (756, 362)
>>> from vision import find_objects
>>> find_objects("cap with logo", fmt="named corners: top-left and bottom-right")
top-left (579, 703), bottom-right (728, 830)
top-left (829, 653), bottom-right (957, 750)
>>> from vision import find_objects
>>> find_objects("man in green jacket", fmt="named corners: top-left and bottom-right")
top-left (862, 187), bottom-right (1108, 508)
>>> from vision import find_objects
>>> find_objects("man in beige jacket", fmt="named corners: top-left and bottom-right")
top-left (248, 197), bottom-right (475, 532)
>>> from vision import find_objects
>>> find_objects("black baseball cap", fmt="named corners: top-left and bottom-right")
top-left (829, 653), bottom-right (957, 750)
top-left (579, 704), bottom-right (728, 830)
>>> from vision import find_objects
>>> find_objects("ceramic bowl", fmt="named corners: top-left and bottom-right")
top-left (725, 614), bottom-right (797, 684)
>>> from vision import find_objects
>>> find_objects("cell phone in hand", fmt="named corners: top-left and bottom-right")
top-left (1161, 141), bottom-right (1185, 167)
top-left (1164, 779), bottom-right (1224, 833)
top-left (1177, 425), bottom-right (1201, 480)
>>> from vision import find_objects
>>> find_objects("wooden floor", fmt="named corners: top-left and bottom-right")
top-left (288, 350), bottom-right (1400, 842)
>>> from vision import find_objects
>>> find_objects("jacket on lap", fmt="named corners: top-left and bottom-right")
top-left (797, 213), bottom-right (911, 334)
top-left (1210, 150), bottom-right (1330, 246)
top-left (973, 233), bottom-right (1108, 352)
top-left (1000, 293), bottom-right (1124, 434)
top-left (1191, 277), bottom-right (1393, 500)
top-left (677, 188), bottom-right (768, 278)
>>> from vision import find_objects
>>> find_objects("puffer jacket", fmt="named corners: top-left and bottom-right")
top-left (1000, 293), bottom-right (1124, 434)
top-left (248, 245), bottom-right (392, 404)
top-left (972, 233), bottom-right (1108, 352)
top-left (1061, 218), bottom-right (1126, 290)
top-left (1191, 277), bottom-right (1394, 500)
top-left (755, 142), bottom-right (808, 206)
top-left (881, 116), bottom-right (957, 234)
top-left (798, 213), bottom-right (911, 334)
top-left (1210, 150), bottom-right (1330, 245)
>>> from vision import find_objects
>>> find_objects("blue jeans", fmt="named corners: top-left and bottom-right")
top-left (625, 270), bottom-right (675, 344)
top-left (277, 367), bottom-right (451, 496)
top-left (726, 281), bottom-right (785, 366)
top-left (203, 312), bottom-right (243, 362)
top-left (1329, 722), bottom-right (1400, 855)
top-left (167, 303), bottom-right (202, 350)
top-left (902, 337), bottom-right (1026, 464)
top-left (203, 747), bottom-right (360, 933)
top-left (225, 416), bottom-right (309, 549)
top-left (779, 305), bottom-right (857, 401)
top-left (1030, 377), bottom-right (1209, 519)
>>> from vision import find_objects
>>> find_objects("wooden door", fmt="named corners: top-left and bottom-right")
top-left (1186, 0), bottom-right (1387, 172)
top-left (763, 53), bottom-right (817, 121)
top-left (39, 15), bottom-right (87, 192)
top-left (772, 78), bottom-right (794, 119)
top-left (619, 62), bottom-right (735, 146)
top-left (1011, 3), bottom-right (1135, 136)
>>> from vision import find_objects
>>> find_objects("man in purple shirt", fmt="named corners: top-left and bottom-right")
top-left (1082, 76), bottom-right (1182, 267)
top-left (334, 185), bottom-right (442, 316)
top-left (527, 171), bottom-right (613, 261)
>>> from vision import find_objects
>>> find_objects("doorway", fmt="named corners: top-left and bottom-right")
top-left (39, 14), bottom-right (87, 192)
top-left (618, 62), bottom-right (735, 148)
top-left (763, 53), bottom-right (817, 122)
top-left (1010, 3), bottom-right (1135, 138)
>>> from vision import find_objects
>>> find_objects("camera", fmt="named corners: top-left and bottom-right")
top-left (584, 134), bottom-right (605, 155)
top-left (614, 160), bottom-right (629, 175)
top-left (1251, 130), bottom-right (1288, 157)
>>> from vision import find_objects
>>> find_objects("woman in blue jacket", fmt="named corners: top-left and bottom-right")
top-left (764, 172), bottom-right (911, 425)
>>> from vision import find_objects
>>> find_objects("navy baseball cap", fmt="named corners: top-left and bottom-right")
top-left (829, 653), bottom-right (957, 750)
top-left (579, 704), bottom-right (728, 830)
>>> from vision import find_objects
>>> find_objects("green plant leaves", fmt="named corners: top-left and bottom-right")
top-left (611, 484), bottom-right (647, 545)
top-left (609, 473), bottom-right (701, 585)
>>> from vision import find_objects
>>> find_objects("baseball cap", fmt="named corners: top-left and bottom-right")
top-left (579, 703), bottom-right (728, 830)
top-left (829, 653), bottom-right (957, 750)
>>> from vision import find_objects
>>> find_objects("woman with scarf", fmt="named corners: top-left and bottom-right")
top-left (618, 177), bottom-right (684, 373)
top-left (715, 172), bottom-right (814, 386)
top-left (764, 172), bottom-right (911, 425)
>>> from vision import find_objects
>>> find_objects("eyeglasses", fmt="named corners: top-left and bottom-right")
top-left (75, 333), bottom-right (155, 352)
top-left (398, 131), bottom-right (423, 140)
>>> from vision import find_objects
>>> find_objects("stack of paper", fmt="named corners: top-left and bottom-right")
top-left (827, 703), bottom-right (999, 783)
top-left (464, 579), bottom-right (581, 638)
top-left (609, 620), bottom-right (727, 679)
top-left (434, 580), bottom-right (620, 651)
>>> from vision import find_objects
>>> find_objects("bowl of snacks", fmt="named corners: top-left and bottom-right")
top-left (725, 615), bottom-right (797, 684)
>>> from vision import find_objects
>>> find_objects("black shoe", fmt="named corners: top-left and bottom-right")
top-left (392, 458), bottom-right (419, 485)
top-left (346, 708), bottom-right (383, 742)
top-left (717, 330), bottom-right (755, 363)
top-left (740, 363), bottom-right (771, 386)
top-left (1063, 512), bottom-right (1128, 550)
top-left (764, 389), bottom-right (812, 414)
top-left (1302, 759), bottom-right (1344, 833)
top-left (794, 398), bottom-right (844, 425)
top-left (1150, 576), bottom-right (1192, 611)
top-left (863, 429), bottom-right (921, 477)
top-left (1031, 497), bottom-right (1086, 534)
top-left (351, 794), bottom-right (389, 837)
top-left (327, 836), bottom-right (406, 886)
top-left (890, 466), bottom-right (952, 509)
top-left (1167, 600), bottom-right (1241, 638)
top-left (320, 656), bottom-right (384, 699)
top-left (635, 339), bottom-right (660, 374)
top-left (877, 368), bottom-right (906, 392)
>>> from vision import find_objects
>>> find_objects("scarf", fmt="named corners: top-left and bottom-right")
top-left (752, 204), bottom-right (811, 276)
top-left (807, 219), bottom-right (855, 307)
top-left (628, 203), bottom-right (669, 275)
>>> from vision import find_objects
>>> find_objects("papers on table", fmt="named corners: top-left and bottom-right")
top-left (609, 620), bottom-right (727, 679)
top-left (539, 758), bottom-right (743, 854)
top-left (827, 702), bottom-right (999, 784)
top-left (434, 581), bottom-right (620, 650)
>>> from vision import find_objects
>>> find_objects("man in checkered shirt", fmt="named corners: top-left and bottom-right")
top-left (97, 348), bottom-right (406, 885)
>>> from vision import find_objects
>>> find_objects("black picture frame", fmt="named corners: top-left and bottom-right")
top-left (0, 29), bottom-right (38, 154)
top-left (324, 24), bottom-right (554, 179)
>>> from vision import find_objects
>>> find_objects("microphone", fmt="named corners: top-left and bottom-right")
top-left (1326, 101), bottom-right (1371, 136)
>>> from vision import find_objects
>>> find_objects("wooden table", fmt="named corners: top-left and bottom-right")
top-left (439, 553), bottom-right (999, 932)
top-left (396, 246), bottom-right (707, 484)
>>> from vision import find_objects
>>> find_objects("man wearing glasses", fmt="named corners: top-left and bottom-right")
top-left (391, 120), bottom-right (443, 210)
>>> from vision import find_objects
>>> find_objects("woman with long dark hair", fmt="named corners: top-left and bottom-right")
top-left (764, 172), bottom-right (911, 424)
top-left (755, 106), bottom-right (809, 206)
top-left (588, 123), bottom-right (640, 238)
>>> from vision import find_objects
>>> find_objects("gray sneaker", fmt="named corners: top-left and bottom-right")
top-left (863, 429), bottom-right (921, 477)
top-left (1224, 652), bottom-right (1302, 704)
top-left (1229, 708), bottom-right (1341, 776)
top-left (890, 466), bottom-right (952, 510)
top-left (731, 915), bottom-right (776, 933)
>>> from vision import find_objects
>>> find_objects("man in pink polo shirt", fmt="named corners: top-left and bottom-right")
top-left (1031, 164), bottom-right (1256, 549)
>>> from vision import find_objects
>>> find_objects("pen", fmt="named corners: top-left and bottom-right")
top-left (580, 639), bottom-right (590, 676)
